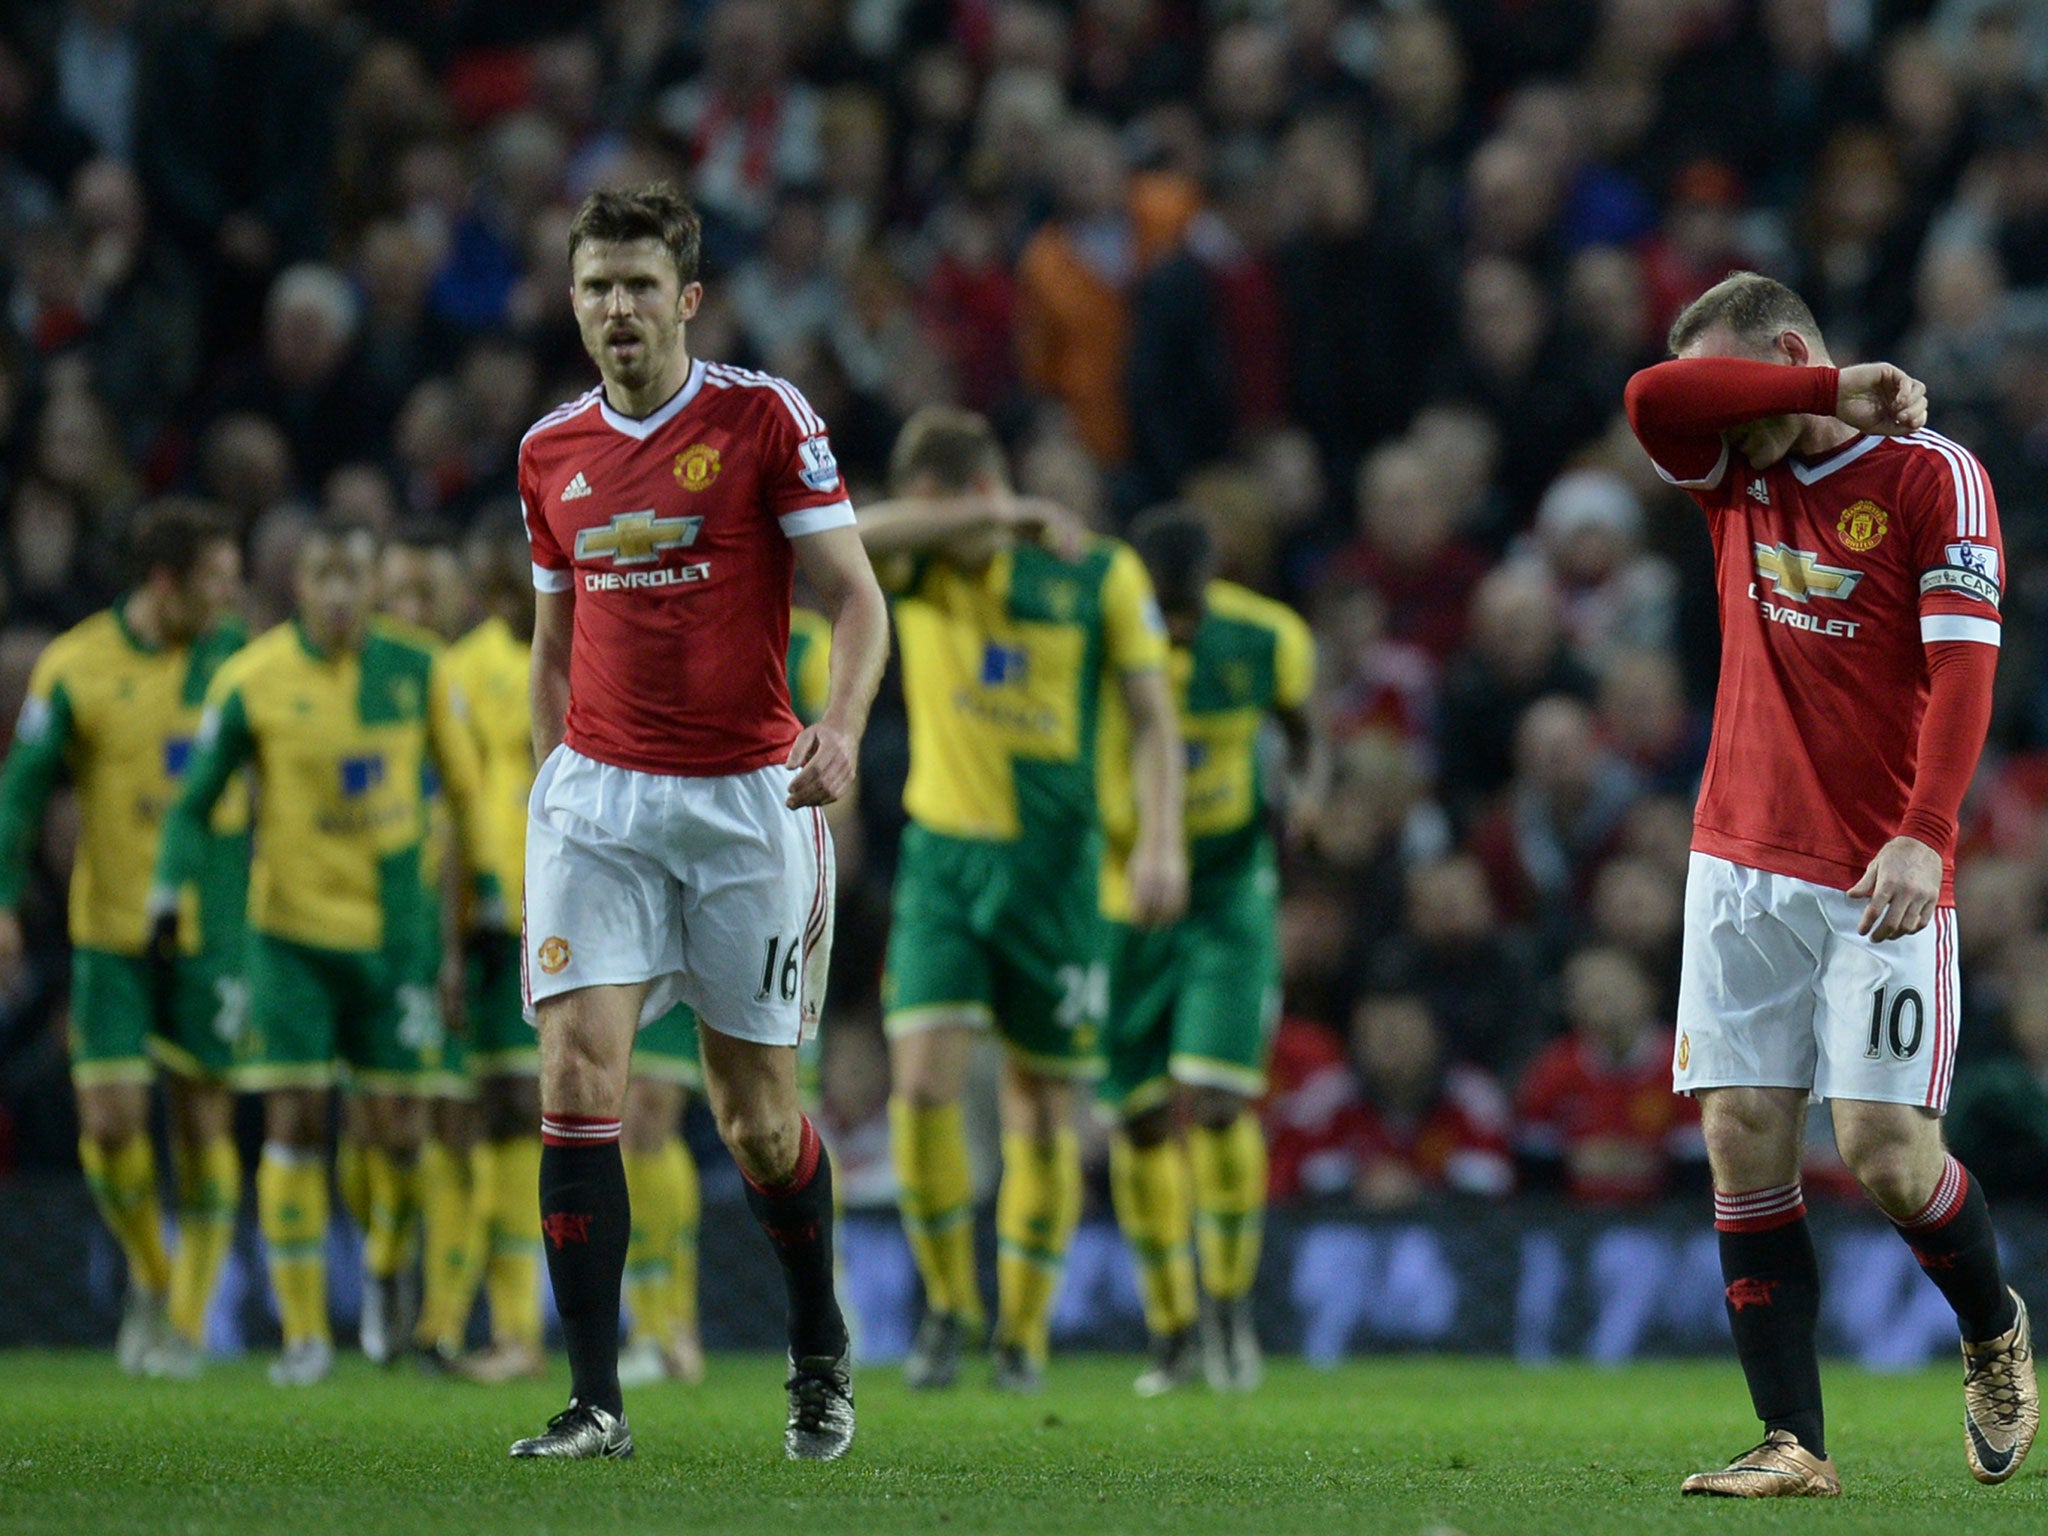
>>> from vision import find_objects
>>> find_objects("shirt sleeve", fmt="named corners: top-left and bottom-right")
top-left (1623, 359), bottom-right (1840, 490)
top-left (0, 652), bottom-right (74, 909)
top-left (1272, 604), bottom-right (1316, 712)
top-left (1906, 438), bottom-right (2004, 649)
top-left (1100, 543), bottom-right (1171, 677)
top-left (521, 447), bottom-right (573, 594)
top-left (761, 381), bottom-right (857, 538)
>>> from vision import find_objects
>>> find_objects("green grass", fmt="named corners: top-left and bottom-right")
top-left (0, 1352), bottom-right (2042, 1535)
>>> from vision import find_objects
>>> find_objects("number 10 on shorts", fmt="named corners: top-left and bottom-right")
top-left (757, 934), bottom-right (802, 1003)
top-left (1866, 985), bottom-right (1925, 1061)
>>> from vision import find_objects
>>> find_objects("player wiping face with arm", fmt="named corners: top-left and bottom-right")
top-left (1625, 330), bottom-right (1981, 945)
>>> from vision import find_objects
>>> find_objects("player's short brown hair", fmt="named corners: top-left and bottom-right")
top-left (1667, 271), bottom-right (1823, 357)
top-left (567, 183), bottom-right (703, 286)
top-left (889, 407), bottom-right (1007, 495)
top-left (128, 498), bottom-right (234, 584)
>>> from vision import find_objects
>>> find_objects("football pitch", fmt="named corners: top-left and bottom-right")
top-left (3, 1353), bottom-right (2041, 1535)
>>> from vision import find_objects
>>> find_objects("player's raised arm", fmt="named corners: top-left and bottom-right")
top-left (787, 524), bottom-right (889, 810)
top-left (1623, 357), bottom-right (1843, 486)
top-left (855, 493), bottom-right (1085, 562)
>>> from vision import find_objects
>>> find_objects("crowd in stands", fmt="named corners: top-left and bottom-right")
top-left (4, 0), bottom-right (2048, 1213)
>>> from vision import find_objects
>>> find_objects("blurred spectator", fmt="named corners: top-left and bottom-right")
top-left (7, 475), bottom-right (105, 629)
top-left (1949, 938), bottom-right (2048, 1205)
top-left (197, 410), bottom-right (295, 529)
top-left (1272, 112), bottom-right (1450, 487)
top-left (1315, 588), bottom-right (1435, 753)
top-left (1467, 694), bottom-right (1640, 929)
top-left (1261, 998), bottom-right (1512, 1207)
top-left (1016, 118), bottom-right (1197, 474)
top-left (1362, 853), bottom-right (1539, 1076)
top-left (1437, 564), bottom-right (1596, 816)
top-left (1524, 467), bottom-right (1677, 671)
top-left (1596, 648), bottom-right (1706, 798)
top-left (51, 0), bottom-right (142, 164)
top-left (134, 0), bottom-right (338, 355)
top-left (1327, 441), bottom-right (1490, 664)
top-left (1588, 853), bottom-right (1684, 1004)
top-left (731, 188), bottom-right (839, 363)
top-left (654, 0), bottom-right (823, 259)
top-left (1516, 946), bottom-right (1701, 1205)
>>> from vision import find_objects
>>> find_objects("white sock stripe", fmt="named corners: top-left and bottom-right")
top-left (1905, 1155), bottom-right (1966, 1229)
top-left (1715, 1183), bottom-right (1804, 1218)
top-left (541, 1117), bottom-right (622, 1139)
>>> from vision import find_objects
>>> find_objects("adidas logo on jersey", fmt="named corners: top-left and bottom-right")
top-left (1748, 477), bottom-right (1770, 505)
top-left (562, 472), bottom-right (593, 500)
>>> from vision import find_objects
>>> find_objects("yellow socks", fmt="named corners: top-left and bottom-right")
top-left (994, 1129), bottom-right (1081, 1363)
top-left (666, 1138), bottom-right (701, 1340)
top-left (1110, 1132), bottom-right (1198, 1338)
top-left (1190, 1112), bottom-right (1267, 1300)
top-left (415, 1140), bottom-right (481, 1352)
top-left (80, 1134), bottom-right (171, 1296)
top-left (622, 1145), bottom-right (680, 1342)
top-left (891, 1097), bottom-right (983, 1326)
top-left (361, 1145), bottom-right (420, 1281)
top-left (257, 1143), bottom-right (331, 1346)
top-left (336, 1137), bottom-right (371, 1233)
top-left (483, 1136), bottom-right (543, 1349)
top-left (168, 1136), bottom-right (240, 1343)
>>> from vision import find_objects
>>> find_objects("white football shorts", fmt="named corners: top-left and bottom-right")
top-left (1673, 851), bottom-right (1959, 1111)
top-left (522, 745), bottom-right (834, 1048)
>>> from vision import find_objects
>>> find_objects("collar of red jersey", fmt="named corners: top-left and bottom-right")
top-left (598, 359), bottom-right (706, 441)
top-left (1787, 433), bottom-right (1881, 485)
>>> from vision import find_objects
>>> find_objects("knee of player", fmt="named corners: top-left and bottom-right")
top-left (1183, 1087), bottom-right (1248, 1133)
top-left (1120, 1105), bottom-right (1174, 1149)
top-left (1837, 1121), bottom-right (1941, 1214)
top-left (541, 1035), bottom-right (627, 1116)
top-left (718, 1105), bottom-right (799, 1183)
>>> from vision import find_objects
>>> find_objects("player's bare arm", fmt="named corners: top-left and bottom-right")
top-left (856, 493), bottom-right (1087, 562)
top-left (787, 524), bottom-right (888, 810)
top-left (1277, 701), bottom-right (1331, 848)
top-left (1834, 362), bottom-right (1928, 437)
top-left (529, 586), bottom-right (574, 766)
top-left (1120, 667), bottom-right (1188, 927)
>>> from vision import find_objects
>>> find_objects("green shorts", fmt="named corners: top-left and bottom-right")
top-left (627, 1003), bottom-right (824, 1101)
top-left (1100, 844), bottom-right (1281, 1114)
top-left (70, 944), bottom-right (250, 1087)
top-left (462, 931), bottom-right (538, 1078)
top-left (635, 1004), bottom-right (703, 1089)
top-left (236, 933), bottom-right (441, 1093)
top-left (883, 823), bottom-right (1107, 1077)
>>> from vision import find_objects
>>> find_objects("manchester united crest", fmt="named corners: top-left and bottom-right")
top-left (1836, 499), bottom-right (1889, 553)
top-left (538, 936), bottom-right (572, 974)
top-left (674, 444), bottom-right (722, 492)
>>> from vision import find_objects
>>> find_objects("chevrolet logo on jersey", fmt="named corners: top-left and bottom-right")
top-left (1753, 543), bottom-right (1863, 604)
top-left (575, 510), bottom-right (705, 565)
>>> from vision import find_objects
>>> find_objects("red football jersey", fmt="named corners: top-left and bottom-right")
top-left (1631, 366), bottom-right (2003, 897)
top-left (520, 359), bottom-right (854, 776)
top-left (1515, 1034), bottom-right (1702, 1205)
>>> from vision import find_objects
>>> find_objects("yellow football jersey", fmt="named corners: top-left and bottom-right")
top-left (442, 616), bottom-right (533, 924)
top-left (1098, 580), bottom-right (1314, 919)
top-left (0, 608), bottom-right (246, 953)
top-left (158, 617), bottom-right (487, 953)
top-left (892, 538), bottom-right (1169, 843)
top-left (786, 606), bottom-right (833, 725)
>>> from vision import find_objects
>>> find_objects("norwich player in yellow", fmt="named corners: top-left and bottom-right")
top-left (614, 603), bottom-right (838, 1390)
top-left (374, 527), bottom-right (485, 1368)
top-left (1098, 506), bottom-right (1322, 1396)
top-left (862, 408), bottom-right (1186, 1391)
top-left (438, 527), bottom-right (550, 1384)
top-left (0, 501), bottom-right (247, 1377)
top-left (152, 522), bottom-right (492, 1386)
